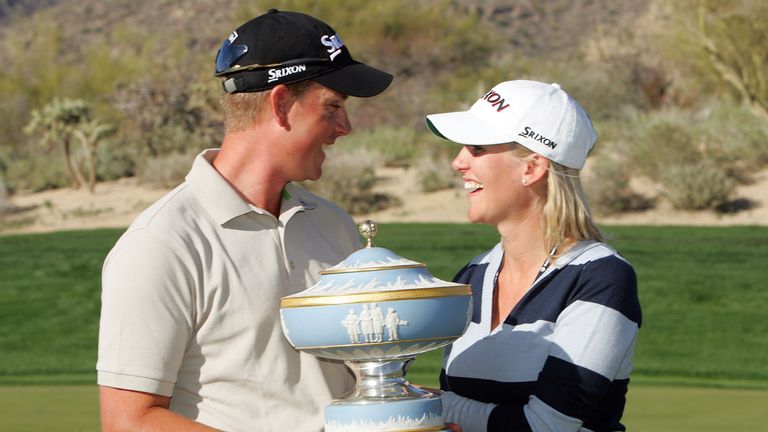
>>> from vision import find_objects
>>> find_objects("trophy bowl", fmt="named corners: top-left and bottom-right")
top-left (280, 221), bottom-right (472, 432)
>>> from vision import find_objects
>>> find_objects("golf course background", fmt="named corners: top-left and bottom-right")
top-left (1, 224), bottom-right (767, 430)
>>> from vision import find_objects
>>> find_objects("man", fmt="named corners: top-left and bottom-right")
top-left (97, 9), bottom-right (392, 431)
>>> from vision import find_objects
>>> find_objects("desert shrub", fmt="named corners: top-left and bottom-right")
top-left (0, 179), bottom-right (11, 213)
top-left (660, 160), bottom-right (737, 210)
top-left (137, 152), bottom-right (194, 188)
top-left (353, 126), bottom-right (421, 168)
top-left (5, 154), bottom-right (69, 192)
top-left (536, 59), bottom-right (657, 123)
top-left (584, 154), bottom-right (653, 215)
top-left (416, 151), bottom-right (459, 193)
top-left (623, 111), bottom-right (699, 179)
top-left (695, 101), bottom-right (768, 173)
top-left (96, 139), bottom-right (137, 181)
top-left (606, 104), bottom-right (767, 212)
top-left (305, 148), bottom-right (399, 215)
top-left (621, 104), bottom-right (768, 178)
top-left (111, 74), bottom-right (219, 160)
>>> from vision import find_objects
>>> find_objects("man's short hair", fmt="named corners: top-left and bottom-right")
top-left (220, 80), bottom-right (316, 133)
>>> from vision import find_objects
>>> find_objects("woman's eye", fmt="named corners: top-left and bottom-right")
top-left (470, 145), bottom-right (486, 154)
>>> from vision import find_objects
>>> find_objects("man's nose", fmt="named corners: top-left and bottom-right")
top-left (336, 110), bottom-right (352, 137)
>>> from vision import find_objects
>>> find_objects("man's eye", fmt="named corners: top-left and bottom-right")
top-left (470, 145), bottom-right (486, 154)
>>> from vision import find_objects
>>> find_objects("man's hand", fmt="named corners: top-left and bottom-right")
top-left (99, 386), bottom-right (220, 431)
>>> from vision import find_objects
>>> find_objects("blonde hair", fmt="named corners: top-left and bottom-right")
top-left (219, 80), bottom-right (317, 133)
top-left (220, 91), bottom-right (269, 133)
top-left (510, 143), bottom-right (603, 255)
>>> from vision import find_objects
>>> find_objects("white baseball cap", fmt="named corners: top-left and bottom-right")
top-left (425, 80), bottom-right (597, 169)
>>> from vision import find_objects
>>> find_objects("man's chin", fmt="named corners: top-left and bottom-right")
top-left (305, 170), bottom-right (322, 182)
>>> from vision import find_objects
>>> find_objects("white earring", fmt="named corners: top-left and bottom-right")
top-left (521, 178), bottom-right (528, 185)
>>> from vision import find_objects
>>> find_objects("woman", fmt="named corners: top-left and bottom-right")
top-left (425, 80), bottom-right (641, 432)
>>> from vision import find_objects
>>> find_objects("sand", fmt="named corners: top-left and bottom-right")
top-left (2, 166), bottom-right (766, 236)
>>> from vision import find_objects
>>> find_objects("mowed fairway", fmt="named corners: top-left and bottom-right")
top-left (0, 384), bottom-right (766, 431)
top-left (0, 385), bottom-right (99, 431)
top-left (624, 385), bottom-right (768, 431)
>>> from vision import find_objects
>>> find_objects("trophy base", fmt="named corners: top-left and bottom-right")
top-left (326, 397), bottom-right (447, 431)
top-left (324, 357), bottom-right (450, 432)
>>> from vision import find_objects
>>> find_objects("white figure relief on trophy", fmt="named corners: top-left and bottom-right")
top-left (370, 303), bottom-right (385, 342)
top-left (342, 303), bottom-right (409, 344)
top-left (385, 307), bottom-right (408, 341)
top-left (359, 304), bottom-right (373, 342)
top-left (341, 310), bottom-right (361, 344)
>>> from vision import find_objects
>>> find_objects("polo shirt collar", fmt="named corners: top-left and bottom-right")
top-left (187, 149), bottom-right (252, 225)
top-left (281, 182), bottom-right (319, 212)
top-left (187, 149), bottom-right (320, 226)
top-left (551, 240), bottom-right (602, 270)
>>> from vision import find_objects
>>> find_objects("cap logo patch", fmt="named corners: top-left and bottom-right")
top-left (321, 33), bottom-right (345, 61)
top-left (519, 126), bottom-right (558, 149)
top-left (268, 64), bottom-right (307, 83)
top-left (482, 90), bottom-right (510, 112)
top-left (227, 30), bottom-right (238, 43)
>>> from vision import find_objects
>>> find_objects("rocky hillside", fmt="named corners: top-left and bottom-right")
top-left (0, 0), bottom-right (648, 59)
top-left (0, 0), bottom-right (57, 21)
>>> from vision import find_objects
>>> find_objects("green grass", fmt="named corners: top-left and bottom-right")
top-left (1, 224), bottom-right (767, 385)
top-left (603, 226), bottom-right (768, 383)
top-left (0, 229), bottom-right (124, 383)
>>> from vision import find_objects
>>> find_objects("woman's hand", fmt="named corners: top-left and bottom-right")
top-left (411, 386), bottom-right (460, 430)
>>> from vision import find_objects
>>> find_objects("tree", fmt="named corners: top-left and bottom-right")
top-left (24, 98), bottom-right (114, 192)
top-left (696, 0), bottom-right (768, 119)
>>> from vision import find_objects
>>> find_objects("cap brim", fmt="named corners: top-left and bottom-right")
top-left (425, 111), bottom-right (513, 145)
top-left (313, 61), bottom-right (393, 98)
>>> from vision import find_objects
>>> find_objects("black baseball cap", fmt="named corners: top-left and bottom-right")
top-left (214, 9), bottom-right (393, 97)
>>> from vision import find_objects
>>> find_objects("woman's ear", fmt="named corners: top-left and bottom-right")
top-left (522, 154), bottom-right (549, 185)
top-left (269, 84), bottom-right (294, 129)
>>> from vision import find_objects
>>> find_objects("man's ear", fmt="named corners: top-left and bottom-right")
top-left (269, 84), bottom-right (294, 129)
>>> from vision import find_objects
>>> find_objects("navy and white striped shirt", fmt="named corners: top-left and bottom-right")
top-left (440, 241), bottom-right (641, 432)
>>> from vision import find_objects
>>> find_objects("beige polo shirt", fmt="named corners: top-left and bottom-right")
top-left (97, 149), bottom-right (360, 431)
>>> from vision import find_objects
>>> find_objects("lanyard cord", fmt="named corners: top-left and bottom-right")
top-left (535, 245), bottom-right (559, 281)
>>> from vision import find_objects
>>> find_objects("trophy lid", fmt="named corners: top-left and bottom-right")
top-left (320, 220), bottom-right (425, 275)
top-left (280, 220), bottom-right (468, 307)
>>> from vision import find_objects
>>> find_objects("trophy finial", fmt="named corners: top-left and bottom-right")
top-left (358, 220), bottom-right (377, 248)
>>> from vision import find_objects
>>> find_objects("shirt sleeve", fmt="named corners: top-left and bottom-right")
top-left (96, 228), bottom-right (196, 397)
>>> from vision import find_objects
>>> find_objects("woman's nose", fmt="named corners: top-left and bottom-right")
top-left (451, 147), bottom-right (469, 172)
